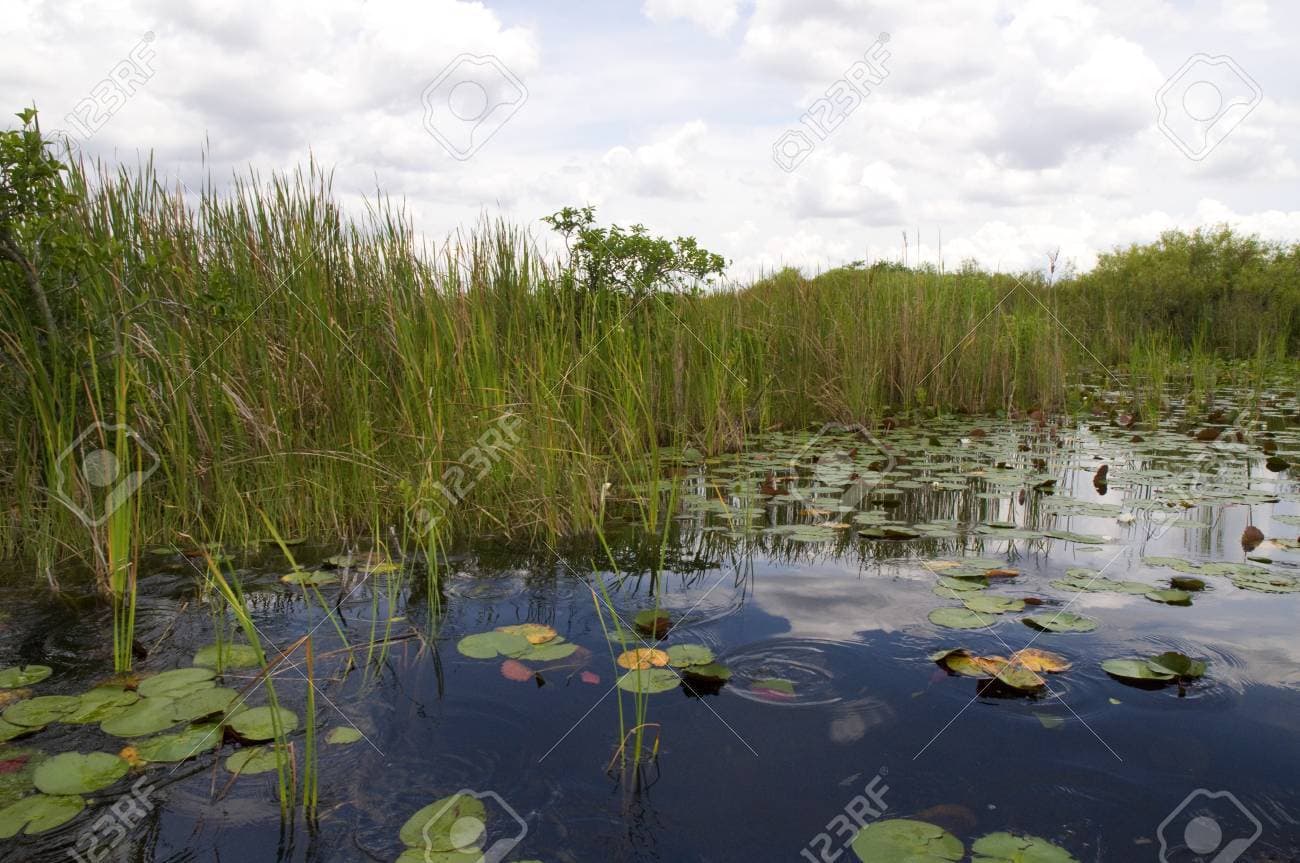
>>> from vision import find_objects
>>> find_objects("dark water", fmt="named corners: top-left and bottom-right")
top-left (3, 409), bottom-right (1300, 862)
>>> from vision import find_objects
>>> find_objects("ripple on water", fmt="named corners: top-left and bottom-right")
top-left (722, 637), bottom-right (883, 709)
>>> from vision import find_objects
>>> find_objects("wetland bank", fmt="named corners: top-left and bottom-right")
top-left (1, 118), bottom-right (1300, 861)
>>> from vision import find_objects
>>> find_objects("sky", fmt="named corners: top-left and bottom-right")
top-left (3, 0), bottom-right (1298, 280)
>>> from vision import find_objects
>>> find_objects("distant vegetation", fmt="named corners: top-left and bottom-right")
top-left (0, 110), bottom-right (1296, 569)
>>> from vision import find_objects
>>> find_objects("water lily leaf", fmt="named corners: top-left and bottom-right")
top-left (633, 610), bottom-right (672, 637)
top-left (0, 719), bottom-right (40, 742)
top-left (681, 662), bottom-right (732, 682)
top-left (63, 687), bottom-right (140, 724)
top-left (1022, 613), bottom-right (1097, 633)
top-left (962, 595), bottom-right (1025, 615)
top-left (665, 644), bottom-right (714, 667)
top-left (935, 576), bottom-right (988, 593)
top-left (325, 726), bottom-right (364, 745)
top-left (193, 643), bottom-right (263, 669)
top-left (1145, 589), bottom-right (1192, 605)
top-left (0, 793), bottom-right (85, 837)
top-left (994, 665), bottom-right (1046, 690)
top-left (615, 668), bottom-right (680, 694)
top-left (279, 571), bottom-right (338, 586)
top-left (170, 687), bottom-right (238, 723)
top-left (851, 818), bottom-right (964, 862)
top-left (928, 608), bottom-right (994, 630)
top-left (3, 695), bottom-right (81, 727)
top-left (400, 793), bottom-right (488, 849)
top-left (134, 725), bottom-right (222, 763)
top-left (32, 752), bottom-right (127, 795)
top-left (1169, 576), bottom-right (1206, 592)
top-left (971, 831), bottom-right (1079, 862)
top-left (617, 648), bottom-right (670, 670)
top-left (1101, 659), bottom-right (1176, 682)
top-left (495, 623), bottom-right (557, 645)
top-left (1146, 652), bottom-right (1207, 679)
top-left (455, 631), bottom-right (530, 660)
top-left (225, 746), bottom-right (281, 775)
top-left (228, 706), bottom-right (298, 741)
top-left (100, 696), bottom-right (179, 737)
top-left (605, 627), bottom-right (640, 643)
top-left (1010, 649), bottom-right (1071, 673)
top-left (513, 640), bottom-right (578, 662)
top-left (500, 659), bottom-right (533, 682)
top-left (137, 667), bottom-right (216, 699)
top-left (752, 677), bottom-right (796, 695)
top-left (1049, 574), bottom-right (1150, 595)
top-left (394, 849), bottom-right (485, 863)
top-left (0, 667), bottom-right (51, 689)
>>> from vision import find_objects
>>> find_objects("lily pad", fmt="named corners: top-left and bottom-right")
top-left (279, 570), bottom-right (338, 587)
top-left (100, 697), bottom-right (179, 737)
top-left (1146, 652), bottom-right (1207, 679)
top-left (0, 719), bottom-right (40, 742)
top-left (0, 793), bottom-right (85, 837)
top-left (3, 695), bottom-right (81, 727)
top-left (226, 746), bottom-right (282, 775)
top-left (0, 666), bottom-right (51, 689)
top-left (1022, 613), bottom-right (1097, 633)
top-left (1145, 589), bottom-right (1192, 605)
top-left (325, 726), bottom-right (364, 745)
top-left (399, 793), bottom-right (488, 850)
top-left (962, 595), bottom-right (1026, 615)
top-left (63, 686), bottom-right (140, 724)
top-left (633, 610), bottom-right (672, 637)
top-left (971, 831), bottom-right (1079, 862)
top-left (1101, 659), bottom-right (1176, 682)
top-left (32, 752), bottom-right (127, 795)
top-left (1010, 649), bottom-right (1071, 673)
top-left (170, 687), bottom-right (238, 723)
top-left (137, 667), bottom-right (216, 699)
top-left (496, 623), bottom-right (557, 644)
top-left (134, 725), bottom-right (222, 763)
top-left (615, 668), bottom-right (681, 695)
top-left (455, 631), bottom-right (530, 660)
top-left (228, 705), bottom-right (298, 741)
top-left (513, 640), bottom-right (578, 662)
top-left (193, 643), bottom-right (263, 669)
top-left (752, 677), bottom-right (796, 696)
top-left (851, 818), bottom-right (964, 862)
top-left (681, 662), bottom-right (732, 682)
top-left (665, 644), bottom-right (714, 667)
top-left (929, 608), bottom-right (994, 630)
top-left (617, 648), bottom-right (670, 670)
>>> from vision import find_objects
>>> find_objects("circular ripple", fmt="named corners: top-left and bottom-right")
top-left (723, 637), bottom-right (874, 708)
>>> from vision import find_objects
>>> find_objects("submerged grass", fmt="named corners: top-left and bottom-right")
top-left (1, 158), bottom-right (1297, 572)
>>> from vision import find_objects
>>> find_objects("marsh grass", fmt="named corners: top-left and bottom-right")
top-left (0, 159), bottom-right (1296, 571)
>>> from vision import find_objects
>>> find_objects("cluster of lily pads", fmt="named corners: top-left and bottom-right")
top-left (394, 792), bottom-right (540, 863)
top-left (928, 647), bottom-right (1071, 692)
top-left (926, 561), bottom-right (1099, 634)
top-left (0, 645), bottom-right (357, 839)
top-left (851, 818), bottom-right (1078, 862)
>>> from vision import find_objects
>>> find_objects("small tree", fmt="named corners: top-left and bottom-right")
top-left (0, 107), bottom-right (73, 342)
top-left (542, 205), bottom-right (726, 298)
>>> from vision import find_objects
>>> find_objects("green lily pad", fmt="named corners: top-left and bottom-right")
top-left (752, 677), bottom-right (796, 695)
top-left (605, 627), bottom-right (640, 643)
top-left (1146, 652), bottom-right (1207, 679)
top-left (400, 793), bottom-right (488, 849)
top-left (32, 752), bottom-right (127, 795)
top-left (135, 725), bottom-right (222, 763)
top-left (1022, 613), bottom-right (1098, 633)
top-left (100, 696), bottom-right (179, 737)
top-left (0, 719), bottom-right (40, 742)
top-left (170, 687), bottom-right (238, 723)
top-left (0, 793), bottom-right (85, 837)
top-left (1169, 576), bottom-right (1206, 592)
top-left (3, 695), bottom-right (81, 727)
top-left (137, 667), bottom-right (216, 699)
top-left (929, 608), bottom-right (994, 630)
top-left (325, 726), bottom-right (364, 745)
top-left (615, 668), bottom-right (681, 694)
top-left (0, 748), bottom-right (43, 807)
top-left (279, 570), bottom-right (339, 587)
top-left (1049, 574), bottom-right (1150, 595)
top-left (633, 610), bottom-right (672, 636)
top-left (228, 705), bottom-right (298, 741)
top-left (513, 640), bottom-right (579, 662)
top-left (971, 831), bottom-right (1079, 862)
top-left (995, 666), bottom-right (1047, 691)
top-left (394, 849), bottom-right (485, 863)
top-left (681, 662), bottom-right (732, 681)
top-left (63, 686), bottom-right (140, 724)
top-left (935, 576), bottom-right (988, 593)
top-left (193, 643), bottom-right (263, 669)
top-left (455, 631), bottom-right (530, 660)
top-left (851, 818), bottom-right (964, 862)
top-left (665, 644), bottom-right (714, 667)
top-left (0, 666), bottom-right (51, 689)
top-left (1101, 659), bottom-right (1176, 682)
top-left (962, 595), bottom-right (1026, 615)
top-left (1145, 589), bottom-right (1192, 605)
top-left (226, 746), bottom-right (282, 775)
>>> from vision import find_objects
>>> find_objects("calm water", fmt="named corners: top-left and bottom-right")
top-left (3, 406), bottom-right (1300, 862)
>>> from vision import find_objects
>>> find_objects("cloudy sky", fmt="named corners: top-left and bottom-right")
top-left (4, 0), bottom-right (1298, 278)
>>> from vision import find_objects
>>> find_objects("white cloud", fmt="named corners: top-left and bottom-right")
top-left (642, 0), bottom-right (742, 36)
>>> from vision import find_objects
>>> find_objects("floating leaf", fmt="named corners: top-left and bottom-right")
top-left (1145, 588), bottom-right (1192, 605)
top-left (1169, 576), bottom-right (1206, 592)
top-left (63, 687), bottom-right (140, 724)
top-left (496, 623), bottom-right (557, 645)
top-left (993, 665), bottom-right (1046, 691)
top-left (971, 831), bottom-right (1079, 862)
top-left (1049, 574), bottom-right (1150, 595)
top-left (1035, 714), bottom-right (1066, 730)
top-left (605, 627), bottom-right (639, 643)
top-left (0, 793), bottom-right (85, 837)
top-left (134, 725), bottom-right (221, 763)
top-left (228, 706), bottom-right (298, 741)
top-left (325, 726), bottom-right (364, 745)
top-left (681, 662), bottom-right (731, 682)
top-left (100, 697), bottom-right (178, 737)
top-left (193, 643), bottom-right (263, 669)
top-left (1022, 613), bottom-right (1097, 633)
top-left (32, 752), bottom-right (127, 795)
top-left (3, 695), bottom-right (81, 727)
top-left (751, 677), bottom-right (795, 696)
top-left (962, 595), bottom-right (1025, 615)
top-left (455, 631), bottom-right (530, 660)
top-left (1146, 652), bottom-right (1207, 679)
top-left (137, 667), bottom-right (216, 699)
top-left (615, 668), bottom-right (680, 694)
top-left (226, 746), bottom-right (281, 775)
top-left (851, 818), bottom-right (964, 862)
top-left (617, 648), bottom-right (670, 670)
top-left (500, 659), bottom-right (533, 682)
top-left (279, 571), bottom-right (338, 587)
top-left (928, 608), bottom-right (994, 630)
top-left (633, 610), bottom-right (672, 637)
top-left (1009, 649), bottom-right (1071, 673)
top-left (0, 719), bottom-right (40, 742)
top-left (665, 644), bottom-right (714, 667)
top-left (1101, 659), bottom-right (1176, 682)
top-left (170, 687), bottom-right (237, 723)
top-left (513, 640), bottom-right (578, 662)
top-left (0, 667), bottom-right (51, 689)
top-left (399, 793), bottom-right (488, 850)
